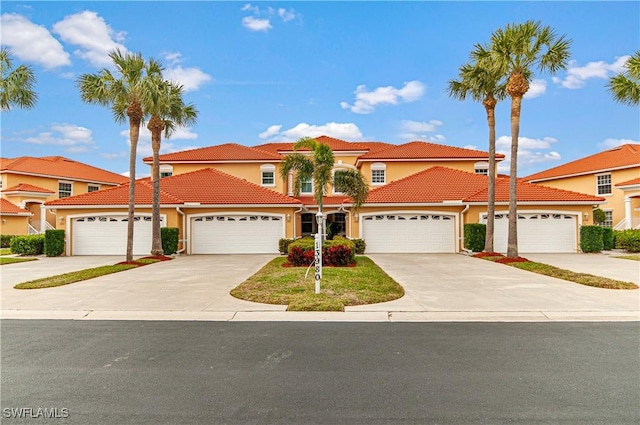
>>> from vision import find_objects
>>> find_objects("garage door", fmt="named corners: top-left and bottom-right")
top-left (361, 213), bottom-right (456, 253)
top-left (191, 214), bottom-right (283, 254)
top-left (73, 215), bottom-right (161, 255)
top-left (489, 213), bottom-right (577, 253)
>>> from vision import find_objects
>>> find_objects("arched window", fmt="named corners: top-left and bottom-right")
top-left (371, 162), bottom-right (386, 185)
top-left (260, 164), bottom-right (276, 187)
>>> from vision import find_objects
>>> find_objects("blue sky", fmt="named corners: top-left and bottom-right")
top-left (1, 1), bottom-right (639, 177)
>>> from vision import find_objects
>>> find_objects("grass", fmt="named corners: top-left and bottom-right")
top-left (473, 252), bottom-right (638, 290)
top-left (13, 256), bottom-right (169, 289)
top-left (0, 248), bottom-right (12, 255)
top-left (0, 257), bottom-right (37, 266)
top-left (230, 256), bottom-right (404, 311)
top-left (613, 254), bottom-right (640, 261)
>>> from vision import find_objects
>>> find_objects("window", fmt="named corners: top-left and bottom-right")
top-left (260, 164), bottom-right (276, 187)
top-left (474, 161), bottom-right (489, 175)
top-left (371, 162), bottom-right (386, 185)
top-left (603, 210), bottom-right (613, 228)
top-left (160, 165), bottom-right (173, 178)
top-left (596, 174), bottom-right (611, 195)
top-left (301, 178), bottom-right (313, 194)
top-left (58, 181), bottom-right (72, 198)
top-left (88, 184), bottom-right (100, 192)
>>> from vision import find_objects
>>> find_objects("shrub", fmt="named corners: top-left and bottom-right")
top-left (615, 229), bottom-right (640, 252)
top-left (44, 229), bottom-right (65, 257)
top-left (1, 234), bottom-right (15, 248)
top-left (10, 234), bottom-right (45, 256)
top-left (287, 246), bottom-right (315, 266)
top-left (580, 225), bottom-right (604, 253)
top-left (592, 208), bottom-right (606, 225)
top-left (324, 244), bottom-right (354, 266)
top-left (286, 236), bottom-right (355, 266)
top-left (464, 223), bottom-right (486, 252)
top-left (352, 238), bottom-right (366, 254)
top-left (278, 238), bottom-right (294, 254)
top-left (601, 227), bottom-right (615, 251)
top-left (161, 227), bottom-right (179, 255)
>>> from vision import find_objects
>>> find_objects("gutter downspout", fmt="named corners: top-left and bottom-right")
top-left (460, 204), bottom-right (471, 254)
top-left (176, 207), bottom-right (186, 254)
top-left (338, 204), bottom-right (351, 238)
top-left (293, 206), bottom-right (304, 239)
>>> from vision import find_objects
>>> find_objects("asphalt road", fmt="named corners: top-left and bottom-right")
top-left (1, 321), bottom-right (638, 425)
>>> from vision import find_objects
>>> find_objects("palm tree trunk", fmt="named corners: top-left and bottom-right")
top-left (126, 101), bottom-right (142, 262)
top-left (484, 98), bottom-right (497, 253)
top-left (507, 95), bottom-right (522, 258)
top-left (148, 115), bottom-right (164, 255)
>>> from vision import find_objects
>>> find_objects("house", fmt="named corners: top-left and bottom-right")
top-left (0, 156), bottom-right (128, 234)
top-left (0, 198), bottom-right (32, 236)
top-left (45, 136), bottom-right (604, 255)
top-left (524, 144), bottom-right (640, 230)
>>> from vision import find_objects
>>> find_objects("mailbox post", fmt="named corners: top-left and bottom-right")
top-left (314, 212), bottom-right (324, 294)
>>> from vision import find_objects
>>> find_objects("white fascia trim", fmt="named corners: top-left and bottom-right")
top-left (147, 159), bottom-right (281, 164)
top-left (0, 212), bottom-right (32, 217)
top-left (356, 157), bottom-right (496, 166)
top-left (527, 164), bottom-right (640, 182)
top-left (1, 191), bottom-right (52, 197)
top-left (616, 184), bottom-right (640, 191)
top-left (345, 203), bottom-right (467, 208)
top-left (2, 170), bottom-right (122, 186)
top-left (47, 203), bottom-right (302, 210)
top-left (465, 201), bottom-right (606, 206)
top-left (279, 150), bottom-right (368, 156)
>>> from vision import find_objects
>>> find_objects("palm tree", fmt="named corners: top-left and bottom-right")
top-left (146, 78), bottom-right (198, 255)
top-left (484, 21), bottom-right (571, 257)
top-left (448, 43), bottom-right (507, 252)
top-left (279, 137), bottom-right (369, 240)
top-left (0, 47), bottom-right (37, 111)
top-left (607, 51), bottom-right (640, 106)
top-left (77, 48), bottom-right (163, 261)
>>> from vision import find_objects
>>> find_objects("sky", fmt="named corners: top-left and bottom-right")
top-left (1, 1), bottom-right (639, 178)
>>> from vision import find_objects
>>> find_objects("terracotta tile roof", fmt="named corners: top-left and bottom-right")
top-left (254, 135), bottom-right (371, 153)
top-left (0, 198), bottom-right (31, 215)
top-left (616, 177), bottom-right (640, 187)
top-left (525, 143), bottom-right (640, 182)
top-left (146, 143), bottom-right (282, 163)
top-left (358, 141), bottom-right (503, 161)
top-left (0, 156), bottom-right (127, 185)
top-left (2, 183), bottom-right (55, 194)
top-left (46, 168), bottom-right (301, 206)
top-left (365, 166), bottom-right (604, 204)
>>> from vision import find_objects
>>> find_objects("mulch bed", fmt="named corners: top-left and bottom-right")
top-left (472, 252), bottom-right (504, 258)
top-left (494, 256), bottom-right (530, 264)
top-left (140, 255), bottom-right (173, 261)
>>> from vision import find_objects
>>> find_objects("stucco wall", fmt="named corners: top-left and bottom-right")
top-left (0, 215), bottom-right (30, 235)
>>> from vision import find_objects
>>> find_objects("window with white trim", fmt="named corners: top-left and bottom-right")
top-left (260, 164), bottom-right (276, 187)
top-left (474, 161), bottom-right (489, 175)
top-left (596, 174), bottom-right (612, 195)
top-left (88, 184), bottom-right (100, 192)
top-left (603, 210), bottom-right (613, 228)
top-left (58, 181), bottom-right (72, 198)
top-left (371, 162), bottom-right (386, 185)
top-left (301, 177), bottom-right (313, 194)
top-left (160, 165), bottom-right (173, 178)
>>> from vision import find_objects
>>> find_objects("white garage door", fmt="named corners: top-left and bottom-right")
top-left (490, 213), bottom-right (577, 253)
top-left (191, 214), bottom-right (283, 254)
top-left (361, 213), bottom-right (456, 253)
top-left (73, 215), bottom-right (161, 255)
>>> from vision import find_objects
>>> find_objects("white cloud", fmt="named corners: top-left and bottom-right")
top-left (278, 8), bottom-right (298, 22)
top-left (259, 122), bottom-right (363, 142)
top-left (163, 66), bottom-right (212, 92)
top-left (495, 135), bottom-right (561, 173)
top-left (52, 11), bottom-right (127, 68)
top-left (399, 120), bottom-right (444, 140)
top-left (463, 145), bottom-right (479, 150)
top-left (100, 152), bottom-right (127, 160)
top-left (242, 16), bottom-right (272, 32)
top-left (163, 51), bottom-right (183, 66)
top-left (341, 80), bottom-right (425, 114)
top-left (0, 13), bottom-right (70, 69)
top-left (20, 123), bottom-right (96, 152)
top-left (241, 4), bottom-right (260, 14)
top-left (120, 126), bottom-right (199, 158)
top-left (598, 138), bottom-right (640, 150)
top-left (259, 125), bottom-right (283, 139)
top-left (523, 79), bottom-right (547, 99)
top-left (552, 55), bottom-right (630, 89)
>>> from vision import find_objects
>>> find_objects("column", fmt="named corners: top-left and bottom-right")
top-left (624, 197), bottom-right (632, 229)
top-left (287, 170), bottom-right (294, 196)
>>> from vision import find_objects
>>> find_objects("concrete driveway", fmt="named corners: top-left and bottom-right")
top-left (1, 255), bottom-right (285, 320)
top-left (349, 254), bottom-right (639, 321)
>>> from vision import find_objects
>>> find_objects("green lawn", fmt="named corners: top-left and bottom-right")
top-left (0, 248), bottom-right (12, 255)
top-left (511, 261), bottom-right (638, 290)
top-left (0, 257), bottom-right (37, 266)
top-left (613, 254), bottom-right (640, 261)
top-left (230, 256), bottom-right (404, 311)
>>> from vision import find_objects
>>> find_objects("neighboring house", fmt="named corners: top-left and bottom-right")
top-left (524, 144), bottom-right (640, 230)
top-left (0, 198), bottom-right (32, 236)
top-left (0, 156), bottom-right (128, 235)
top-left (46, 136), bottom-right (604, 255)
